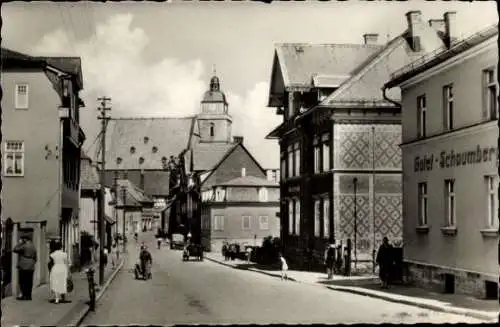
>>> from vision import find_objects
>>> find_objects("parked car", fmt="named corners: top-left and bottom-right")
top-left (182, 244), bottom-right (204, 261)
top-left (170, 233), bottom-right (184, 250)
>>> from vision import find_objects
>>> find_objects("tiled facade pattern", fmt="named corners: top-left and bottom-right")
top-left (334, 124), bottom-right (402, 260)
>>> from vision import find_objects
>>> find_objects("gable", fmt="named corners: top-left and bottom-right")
top-left (202, 144), bottom-right (266, 190)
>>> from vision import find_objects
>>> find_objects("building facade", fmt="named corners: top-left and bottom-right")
top-left (1, 48), bottom-right (85, 292)
top-left (201, 174), bottom-right (280, 252)
top-left (385, 23), bottom-right (499, 298)
top-left (266, 11), bottom-right (448, 270)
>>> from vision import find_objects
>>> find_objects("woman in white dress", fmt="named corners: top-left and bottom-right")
top-left (279, 253), bottom-right (288, 281)
top-left (49, 242), bottom-right (69, 304)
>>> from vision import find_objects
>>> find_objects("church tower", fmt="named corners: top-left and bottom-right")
top-left (197, 67), bottom-right (232, 143)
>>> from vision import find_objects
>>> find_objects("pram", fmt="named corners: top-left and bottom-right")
top-left (134, 260), bottom-right (152, 280)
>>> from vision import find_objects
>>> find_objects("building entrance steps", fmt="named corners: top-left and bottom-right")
top-left (1, 249), bottom-right (127, 327)
top-left (204, 252), bottom-right (498, 322)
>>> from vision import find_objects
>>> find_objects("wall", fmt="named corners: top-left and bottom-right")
top-left (333, 123), bottom-right (403, 259)
top-left (79, 196), bottom-right (97, 236)
top-left (207, 204), bottom-right (280, 251)
top-left (402, 123), bottom-right (498, 276)
top-left (225, 186), bottom-right (280, 203)
top-left (401, 39), bottom-right (497, 143)
top-left (203, 145), bottom-right (267, 189)
top-left (197, 116), bottom-right (232, 143)
top-left (2, 71), bottom-right (61, 237)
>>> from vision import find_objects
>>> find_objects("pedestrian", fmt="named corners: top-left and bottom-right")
top-left (376, 237), bottom-right (394, 288)
top-left (157, 235), bottom-right (163, 250)
top-left (102, 247), bottom-right (109, 268)
top-left (279, 253), bottom-right (288, 281)
top-left (49, 241), bottom-right (70, 304)
top-left (13, 234), bottom-right (37, 300)
top-left (325, 243), bottom-right (336, 279)
top-left (111, 243), bottom-right (119, 268)
top-left (246, 247), bottom-right (252, 264)
top-left (222, 243), bottom-right (228, 261)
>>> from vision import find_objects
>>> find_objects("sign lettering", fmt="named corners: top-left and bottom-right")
top-left (414, 145), bottom-right (498, 172)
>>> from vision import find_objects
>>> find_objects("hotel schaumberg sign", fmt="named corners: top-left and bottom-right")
top-left (414, 145), bottom-right (498, 172)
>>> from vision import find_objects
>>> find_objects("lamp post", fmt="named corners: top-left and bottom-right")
top-left (353, 177), bottom-right (358, 272)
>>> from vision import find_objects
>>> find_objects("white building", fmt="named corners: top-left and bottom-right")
top-left (385, 19), bottom-right (499, 299)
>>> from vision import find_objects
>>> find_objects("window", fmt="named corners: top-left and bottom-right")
top-left (444, 179), bottom-right (456, 227)
top-left (276, 216), bottom-right (281, 231)
top-left (144, 136), bottom-right (149, 144)
top-left (258, 187), bottom-right (268, 202)
top-left (152, 146), bottom-right (158, 153)
top-left (259, 216), bottom-right (269, 230)
top-left (4, 141), bottom-right (24, 176)
top-left (287, 145), bottom-right (294, 177)
top-left (288, 200), bottom-right (294, 235)
top-left (215, 187), bottom-right (226, 202)
top-left (483, 68), bottom-right (498, 120)
top-left (443, 85), bottom-right (454, 130)
top-left (314, 199), bottom-right (321, 237)
top-left (209, 123), bottom-right (215, 137)
top-left (418, 182), bottom-right (428, 226)
top-left (322, 134), bottom-right (331, 171)
top-left (486, 176), bottom-right (498, 228)
top-left (116, 157), bottom-right (122, 165)
top-left (138, 157), bottom-right (144, 165)
top-left (323, 197), bottom-right (330, 239)
top-left (280, 152), bottom-right (286, 181)
top-left (294, 142), bottom-right (300, 176)
top-left (130, 146), bottom-right (136, 154)
top-left (417, 95), bottom-right (427, 137)
top-left (242, 216), bottom-right (251, 230)
top-left (213, 215), bottom-right (224, 231)
top-left (314, 137), bottom-right (321, 174)
top-left (294, 199), bottom-right (300, 235)
top-left (15, 84), bottom-right (29, 109)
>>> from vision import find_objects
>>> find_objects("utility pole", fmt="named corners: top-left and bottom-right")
top-left (97, 96), bottom-right (111, 285)
top-left (113, 171), bottom-right (119, 260)
top-left (353, 177), bottom-right (358, 272)
top-left (122, 170), bottom-right (128, 254)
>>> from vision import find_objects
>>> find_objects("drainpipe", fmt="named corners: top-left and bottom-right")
top-left (382, 85), bottom-right (401, 107)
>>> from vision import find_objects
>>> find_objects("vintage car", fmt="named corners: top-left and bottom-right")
top-left (182, 243), bottom-right (204, 261)
top-left (170, 233), bottom-right (185, 250)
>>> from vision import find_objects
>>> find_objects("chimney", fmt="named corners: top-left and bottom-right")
top-left (428, 19), bottom-right (446, 35)
top-left (241, 167), bottom-right (246, 177)
top-left (406, 10), bottom-right (423, 52)
top-left (363, 34), bottom-right (379, 45)
top-left (444, 11), bottom-right (458, 47)
top-left (233, 136), bottom-right (243, 144)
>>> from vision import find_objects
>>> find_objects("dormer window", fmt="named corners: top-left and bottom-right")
top-left (130, 146), bottom-right (136, 154)
top-left (152, 146), bottom-right (158, 153)
top-left (259, 187), bottom-right (268, 202)
top-left (116, 157), bottom-right (122, 165)
top-left (144, 136), bottom-right (149, 144)
top-left (138, 157), bottom-right (144, 165)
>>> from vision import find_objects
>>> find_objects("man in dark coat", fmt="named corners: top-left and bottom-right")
top-left (376, 237), bottom-right (393, 288)
top-left (324, 244), bottom-right (336, 279)
top-left (13, 235), bottom-right (37, 300)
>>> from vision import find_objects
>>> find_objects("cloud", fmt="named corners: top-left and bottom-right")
top-left (33, 13), bottom-right (281, 168)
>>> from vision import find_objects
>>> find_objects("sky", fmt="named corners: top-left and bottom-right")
top-left (2, 1), bottom-right (498, 168)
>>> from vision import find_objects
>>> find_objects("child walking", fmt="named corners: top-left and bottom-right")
top-left (279, 253), bottom-right (288, 281)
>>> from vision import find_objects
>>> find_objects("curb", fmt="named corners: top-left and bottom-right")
top-left (205, 256), bottom-right (298, 282)
top-left (327, 286), bottom-right (497, 322)
top-left (64, 258), bottom-right (126, 326)
top-left (206, 256), bottom-right (497, 322)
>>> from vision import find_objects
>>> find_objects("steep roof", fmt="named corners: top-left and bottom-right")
top-left (386, 24), bottom-right (498, 88)
top-left (105, 117), bottom-right (196, 170)
top-left (189, 142), bottom-right (236, 172)
top-left (217, 175), bottom-right (279, 187)
top-left (116, 179), bottom-right (153, 207)
top-left (80, 156), bottom-right (100, 191)
top-left (276, 43), bottom-right (383, 88)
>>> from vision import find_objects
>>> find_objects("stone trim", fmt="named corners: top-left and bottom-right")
top-left (479, 228), bottom-right (499, 238)
top-left (440, 226), bottom-right (457, 236)
top-left (416, 225), bottom-right (430, 234)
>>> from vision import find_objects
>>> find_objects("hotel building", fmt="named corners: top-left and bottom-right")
top-left (385, 23), bottom-right (499, 298)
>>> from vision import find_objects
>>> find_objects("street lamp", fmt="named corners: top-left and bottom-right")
top-left (353, 177), bottom-right (358, 271)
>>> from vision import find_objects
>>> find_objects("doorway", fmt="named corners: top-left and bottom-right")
top-left (485, 281), bottom-right (498, 300)
top-left (444, 273), bottom-right (455, 294)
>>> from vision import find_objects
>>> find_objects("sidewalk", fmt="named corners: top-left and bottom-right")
top-left (1, 253), bottom-right (126, 327)
top-left (205, 252), bottom-right (498, 322)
